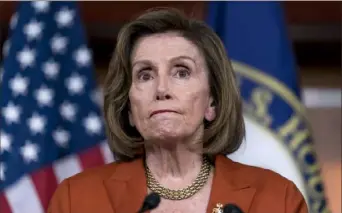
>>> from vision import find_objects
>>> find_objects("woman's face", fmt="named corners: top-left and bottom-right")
top-left (128, 32), bottom-right (216, 144)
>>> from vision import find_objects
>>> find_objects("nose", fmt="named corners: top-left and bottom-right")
top-left (156, 92), bottom-right (171, 101)
top-left (155, 75), bottom-right (172, 101)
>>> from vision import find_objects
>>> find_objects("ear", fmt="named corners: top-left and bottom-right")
top-left (204, 96), bottom-right (216, 122)
top-left (128, 111), bottom-right (135, 127)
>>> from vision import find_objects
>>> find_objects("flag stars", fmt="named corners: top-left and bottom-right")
top-left (3, 40), bottom-right (10, 57)
top-left (0, 67), bottom-right (4, 83)
top-left (53, 128), bottom-right (70, 148)
top-left (20, 141), bottom-right (39, 164)
top-left (1, 3), bottom-right (108, 185)
top-left (2, 102), bottom-right (21, 124)
top-left (51, 34), bottom-right (68, 54)
top-left (31, 1), bottom-right (50, 13)
top-left (16, 46), bottom-right (36, 69)
top-left (0, 162), bottom-right (5, 181)
top-left (10, 13), bottom-right (18, 30)
top-left (27, 113), bottom-right (46, 135)
top-left (34, 85), bottom-right (54, 107)
top-left (9, 74), bottom-right (29, 96)
top-left (90, 88), bottom-right (103, 107)
top-left (83, 113), bottom-right (102, 135)
top-left (60, 101), bottom-right (77, 121)
top-left (43, 59), bottom-right (60, 79)
top-left (24, 19), bottom-right (44, 41)
top-left (65, 73), bottom-right (86, 95)
top-left (0, 131), bottom-right (12, 154)
top-left (74, 47), bottom-right (91, 67)
top-left (55, 7), bottom-right (74, 28)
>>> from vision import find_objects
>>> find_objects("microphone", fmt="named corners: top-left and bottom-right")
top-left (223, 204), bottom-right (244, 213)
top-left (137, 192), bottom-right (161, 213)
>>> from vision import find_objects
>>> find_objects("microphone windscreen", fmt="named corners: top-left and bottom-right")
top-left (144, 192), bottom-right (161, 210)
top-left (223, 204), bottom-right (244, 213)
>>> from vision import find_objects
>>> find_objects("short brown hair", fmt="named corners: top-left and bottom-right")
top-left (103, 8), bottom-right (245, 161)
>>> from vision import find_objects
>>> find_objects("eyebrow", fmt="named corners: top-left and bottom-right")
top-left (132, 55), bottom-right (196, 68)
top-left (170, 55), bottom-right (196, 64)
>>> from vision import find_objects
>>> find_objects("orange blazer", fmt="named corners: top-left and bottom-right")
top-left (47, 155), bottom-right (308, 213)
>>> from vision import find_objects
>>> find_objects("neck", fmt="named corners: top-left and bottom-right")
top-left (145, 141), bottom-right (203, 189)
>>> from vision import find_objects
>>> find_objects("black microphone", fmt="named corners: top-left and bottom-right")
top-left (137, 192), bottom-right (161, 213)
top-left (223, 204), bottom-right (244, 213)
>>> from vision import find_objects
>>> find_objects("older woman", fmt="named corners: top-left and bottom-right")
top-left (48, 8), bottom-right (308, 213)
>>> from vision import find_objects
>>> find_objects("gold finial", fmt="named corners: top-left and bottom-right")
top-left (212, 203), bottom-right (223, 213)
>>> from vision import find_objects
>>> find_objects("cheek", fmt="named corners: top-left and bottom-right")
top-left (130, 101), bottom-right (146, 126)
top-left (128, 90), bottom-right (149, 126)
top-left (182, 90), bottom-right (210, 124)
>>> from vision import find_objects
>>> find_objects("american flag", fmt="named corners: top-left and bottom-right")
top-left (0, 2), bottom-right (113, 213)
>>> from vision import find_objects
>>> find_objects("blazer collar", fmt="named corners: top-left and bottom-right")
top-left (103, 158), bottom-right (147, 213)
top-left (103, 155), bottom-right (256, 213)
top-left (206, 155), bottom-right (256, 213)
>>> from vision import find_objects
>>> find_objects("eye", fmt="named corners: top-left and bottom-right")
top-left (137, 69), bottom-right (153, 81)
top-left (174, 65), bottom-right (191, 79)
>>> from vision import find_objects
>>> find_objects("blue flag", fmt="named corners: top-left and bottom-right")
top-left (206, 2), bottom-right (329, 213)
top-left (0, 2), bottom-right (109, 213)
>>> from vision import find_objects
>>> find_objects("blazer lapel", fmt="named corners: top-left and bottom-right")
top-left (102, 155), bottom-right (256, 213)
top-left (103, 158), bottom-right (147, 213)
top-left (207, 155), bottom-right (256, 213)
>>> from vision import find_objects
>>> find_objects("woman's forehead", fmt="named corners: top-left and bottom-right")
top-left (131, 33), bottom-right (204, 63)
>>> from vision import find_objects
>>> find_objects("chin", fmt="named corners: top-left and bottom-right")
top-left (148, 128), bottom-right (187, 143)
top-left (154, 131), bottom-right (182, 141)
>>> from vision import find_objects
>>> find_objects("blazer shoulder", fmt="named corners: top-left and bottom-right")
top-left (244, 163), bottom-right (290, 185)
top-left (236, 162), bottom-right (308, 212)
top-left (217, 156), bottom-right (308, 213)
top-left (67, 161), bottom-right (120, 183)
top-left (224, 157), bottom-right (299, 192)
top-left (48, 162), bottom-right (122, 213)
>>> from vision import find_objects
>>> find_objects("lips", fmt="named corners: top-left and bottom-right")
top-left (150, 109), bottom-right (178, 117)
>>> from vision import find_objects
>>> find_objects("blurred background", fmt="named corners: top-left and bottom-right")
top-left (0, 2), bottom-right (340, 213)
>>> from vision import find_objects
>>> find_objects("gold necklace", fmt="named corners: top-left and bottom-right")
top-left (145, 156), bottom-right (212, 200)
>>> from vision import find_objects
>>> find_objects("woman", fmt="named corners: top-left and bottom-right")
top-left (48, 8), bottom-right (308, 213)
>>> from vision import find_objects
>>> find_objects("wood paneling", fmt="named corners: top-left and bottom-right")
top-left (299, 67), bottom-right (341, 88)
top-left (0, 2), bottom-right (16, 24)
top-left (307, 108), bottom-right (341, 213)
top-left (79, 2), bottom-right (206, 24)
top-left (0, 2), bottom-right (341, 25)
top-left (0, 2), bottom-right (205, 24)
top-left (283, 2), bottom-right (341, 24)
